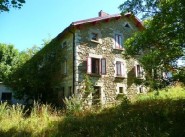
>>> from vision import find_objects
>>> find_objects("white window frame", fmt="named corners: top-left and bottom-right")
top-left (135, 61), bottom-right (144, 79)
top-left (87, 54), bottom-right (106, 75)
top-left (89, 30), bottom-right (102, 44)
top-left (137, 85), bottom-right (145, 94)
top-left (116, 83), bottom-right (127, 94)
top-left (114, 33), bottom-right (124, 49)
top-left (114, 58), bottom-right (127, 78)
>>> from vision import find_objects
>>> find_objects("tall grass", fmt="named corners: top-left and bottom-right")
top-left (0, 85), bottom-right (185, 136)
top-left (0, 102), bottom-right (61, 137)
top-left (136, 85), bottom-right (185, 101)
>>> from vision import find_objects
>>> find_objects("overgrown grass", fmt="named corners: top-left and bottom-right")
top-left (0, 102), bottom-right (61, 137)
top-left (136, 84), bottom-right (185, 101)
top-left (0, 86), bottom-right (185, 137)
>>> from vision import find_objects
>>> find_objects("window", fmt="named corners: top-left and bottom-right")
top-left (62, 60), bottom-right (67, 75)
top-left (1, 93), bottom-right (12, 101)
top-left (115, 61), bottom-right (126, 77)
top-left (68, 86), bottom-right (73, 97)
top-left (119, 87), bottom-right (123, 94)
top-left (115, 34), bottom-right (123, 49)
top-left (125, 23), bottom-right (130, 28)
top-left (92, 58), bottom-right (99, 74)
top-left (61, 41), bottom-right (67, 48)
top-left (137, 86), bottom-right (144, 94)
top-left (87, 57), bottom-right (106, 75)
top-left (91, 32), bottom-right (98, 41)
top-left (124, 23), bottom-right (131, 29)
top-left (135, 64), bottom-right (143, 78)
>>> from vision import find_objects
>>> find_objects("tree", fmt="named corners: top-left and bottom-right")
top-left (119, 0), bottom-right (185, 88)
top-left (0, 43), bottom-right (19, 82)
top-left (0, 0), bottom-right (25, 12)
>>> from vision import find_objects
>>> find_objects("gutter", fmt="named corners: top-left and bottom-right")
top-left (68, 28), bottom-right (75, 95)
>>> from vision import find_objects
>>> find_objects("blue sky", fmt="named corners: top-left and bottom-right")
top-left (0, 0), bottom-right (125, 51)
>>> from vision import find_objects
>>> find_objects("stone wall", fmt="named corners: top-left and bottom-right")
top-left (74, 17), bottom-right (142, 105)
top-left (53, 33), bottom-right (74, 105)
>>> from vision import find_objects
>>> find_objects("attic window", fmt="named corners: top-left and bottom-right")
top-left (125, 23), bottom-right (130, 28)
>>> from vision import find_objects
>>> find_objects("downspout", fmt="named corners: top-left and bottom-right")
top-left (68, 28), bottom-right (75, 95)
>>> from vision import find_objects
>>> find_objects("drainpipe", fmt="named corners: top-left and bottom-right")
top-left (68, 29), bottom-right (75, 95)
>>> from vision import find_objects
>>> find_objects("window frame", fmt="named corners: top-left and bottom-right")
top-left (137, 85), bottom-right (145, 94)
top-left (116, 84), bottom-right (127, 95)
top-left (135, 64), bottom-right (144, 78)
top-left (61, 59), bottom-right (67, 75)
top-left (114, 33), bottom-right (123, 49)
top-left (89, 30), bottom-right (102, 44)
top-left (114, 59), bottom-right (126, 78)
top-left (87, 56), bottom-right (106, 76)
top-left (91, 32), bottom-right (99, 41)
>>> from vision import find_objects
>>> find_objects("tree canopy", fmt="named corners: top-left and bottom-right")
top-left (0, 0), bottom-right (25, 12)
top-left (0, 43), bottom-right (20, 82)
top-left (119, 0), bottom-right (185, 87)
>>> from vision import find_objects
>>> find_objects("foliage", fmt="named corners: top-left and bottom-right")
top-left (0, 86), bottom-right (185, 136)
top-left (119, 0), bottom-right (185, 88)
top-left (64, 75), bottom-right (95, 115)
top-left (63, 95), bottom-right (83, 115)
top-left (136, 84), bottom-right (185, 101)
top-left (0, 0), bottom-right (25, 12)
top-left (0, 102), bottom-right (60, 137)
top-left (0, 43), bottom-right (20, 82)
top-left (7, 38), bottom-right (65, 103)
top-left (81, 74), bottom-right (95, 94)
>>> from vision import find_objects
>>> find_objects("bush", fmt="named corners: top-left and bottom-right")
top-left (63, 95), bottom-right (83, 115)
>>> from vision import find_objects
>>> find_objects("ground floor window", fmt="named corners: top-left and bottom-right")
top-left (137, 86), bottom-right (144, 94)
top-left (119, 87), bottom-right (124, 94)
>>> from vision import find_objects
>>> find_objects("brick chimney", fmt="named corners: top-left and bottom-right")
top-left (98, 10), bottom-right (110, 17)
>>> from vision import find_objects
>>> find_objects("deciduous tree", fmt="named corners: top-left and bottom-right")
top-left (120, 0), bottom-right (185, 88)
top-left (0, 0), bottom-right (25, 12)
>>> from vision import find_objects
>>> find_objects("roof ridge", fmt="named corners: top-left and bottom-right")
top-left (71, 13), bottom-right (121, 26)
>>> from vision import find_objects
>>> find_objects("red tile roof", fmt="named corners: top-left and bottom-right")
top-left (57, 13), bottom-right (143, 39)
top-left (71, 13), bottom-right (143, 27)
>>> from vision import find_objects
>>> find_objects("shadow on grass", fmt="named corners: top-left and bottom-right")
top-left (55, 99), bottom-right (185, 137)
top-left (0, 99), bottom-right (185, 137)
top-left (0, 128), bottom-right (32, 137)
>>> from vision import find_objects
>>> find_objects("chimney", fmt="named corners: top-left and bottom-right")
top-left (98, 10), bottom-right (110, 17)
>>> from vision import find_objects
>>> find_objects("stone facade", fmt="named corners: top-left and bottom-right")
top-left (52, 12), bottom-right (146, 106)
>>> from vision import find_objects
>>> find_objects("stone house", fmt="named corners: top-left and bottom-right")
top-left (52, 11), bottom-right (146, 106)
